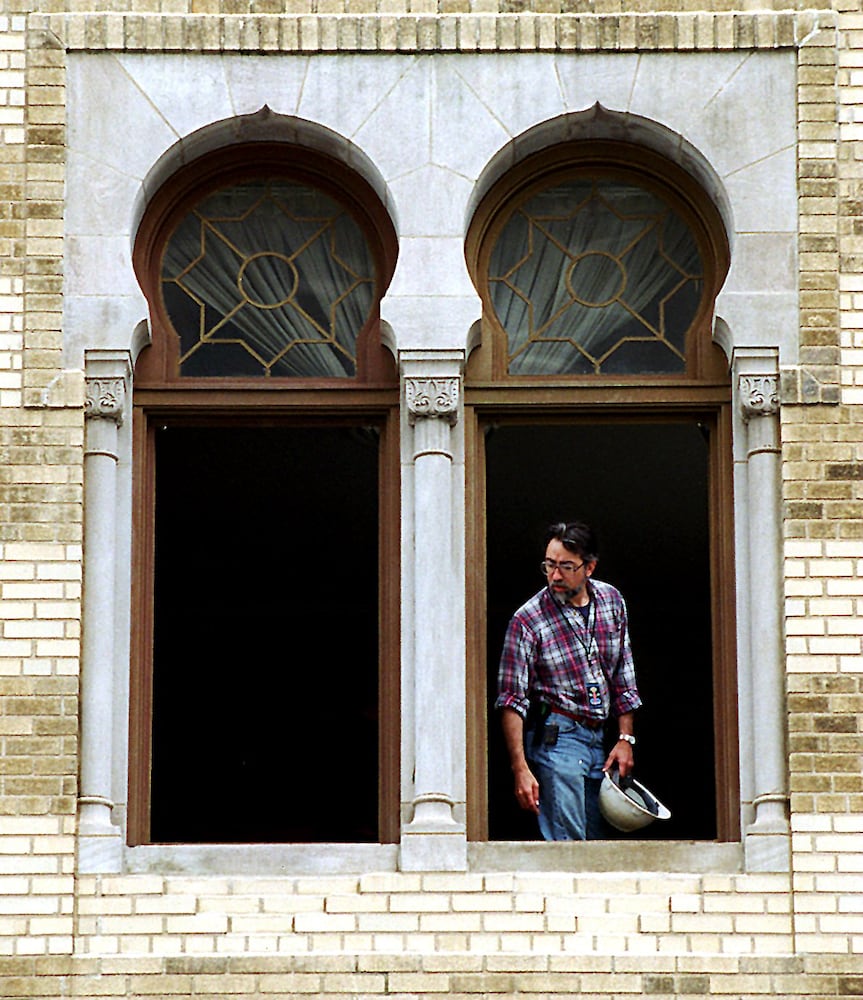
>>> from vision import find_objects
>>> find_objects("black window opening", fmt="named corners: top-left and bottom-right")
top-left (485, 421), bottom-right (717, 842)
top-left (150, 424), bottom-right (380, 843)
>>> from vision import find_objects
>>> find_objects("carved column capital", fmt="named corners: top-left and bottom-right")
top-left (406, 377), bottom-right (459, 426)
top-left (85, 376), bottom-right (127, 425)
top-left (739, 374), bottom-right (779, 420)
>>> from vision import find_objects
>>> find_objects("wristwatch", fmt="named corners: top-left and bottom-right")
top-left (617, 733), bottom-right (636, 745)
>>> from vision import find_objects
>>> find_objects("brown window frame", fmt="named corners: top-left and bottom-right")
top-left (465, 141), bottom-right (730, 386)
top-left (132, 142), bottom-right (399, 388)
top-left (128, 143), bottom-right (401, 847)
top-left (464, 141), bottom-right (739, 843)
top-left (465, 394), bottom-right (739, 843)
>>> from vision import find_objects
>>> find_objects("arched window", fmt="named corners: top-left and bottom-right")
top-left (467, 143), bottom-right (728, 383)
top-left (464, 140), bottom-right (736, 844)
top-left (487, 175), bottom-right (705, 376)
top-left (130, 141), bottom-right (400, 847)
top-left (134, 142), bottom-right (397, 385)
top-left (160, 178), bottom-right (378, 379)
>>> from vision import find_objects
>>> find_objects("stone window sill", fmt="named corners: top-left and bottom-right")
top-left (115, 841), bottom-right (742, 876)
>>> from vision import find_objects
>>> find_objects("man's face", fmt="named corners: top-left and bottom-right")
top-left (543, 538), bottom-right (595, 605)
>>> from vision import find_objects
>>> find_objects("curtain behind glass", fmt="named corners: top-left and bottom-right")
top-left (161, 181), bottom-right (376, 377)
top-left (488, 179), bottom-right (703, 375)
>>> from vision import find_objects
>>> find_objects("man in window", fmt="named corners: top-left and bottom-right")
top-left (496, 521), bottom-right (642, 840)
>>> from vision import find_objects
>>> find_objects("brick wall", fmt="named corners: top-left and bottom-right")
top-left (0, 953), bottom-right (858, 999)
top-left (780, 0), bottom-right (863, 960)
top-left (0, 6), bottom-right (79, 970)
top-left (70, 872), bottom-right (794, 955)
top-left (1, 0), bottom-right (863, 995)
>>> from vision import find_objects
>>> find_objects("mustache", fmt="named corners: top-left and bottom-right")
top-left (550, 582), bottom-right (585, 604)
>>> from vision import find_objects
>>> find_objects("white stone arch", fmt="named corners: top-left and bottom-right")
top-left (129, 106), bottom-right (400, 258)
top-left (65, 49), bottom-right (797, 366)
top-left (127, 107), bottom-right (401, 382)
top-left (464, 102), bottom-right (735, 253)
top-left (462, 102), bottom-right (738, 371)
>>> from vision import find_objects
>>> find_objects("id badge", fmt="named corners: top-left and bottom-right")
top-left (587, 684), bottom-right (602, 709)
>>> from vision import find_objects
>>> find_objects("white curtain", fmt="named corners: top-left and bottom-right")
top-left (162, 182), bottom-right (375, 377)
top-left (489, 180), bottom-right (702, 375)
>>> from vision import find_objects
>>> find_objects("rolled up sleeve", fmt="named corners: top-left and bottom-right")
top-left (608, 603), bottom-right (642, 717)
top-left (495, 617), bottom-right (535, 719)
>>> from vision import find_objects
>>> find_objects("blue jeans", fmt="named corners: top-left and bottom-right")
top-left (526, 712), bottom-right (608, 841)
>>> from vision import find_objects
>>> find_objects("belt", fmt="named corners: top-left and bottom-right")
top-left (547, 706), bottom-right (604, 729)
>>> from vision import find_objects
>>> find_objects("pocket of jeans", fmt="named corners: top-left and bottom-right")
top-left (548, 714), bottom-right (577, 735)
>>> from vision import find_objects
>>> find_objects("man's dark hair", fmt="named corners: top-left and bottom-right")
top-left (545, 521), bottom-right (599, 563)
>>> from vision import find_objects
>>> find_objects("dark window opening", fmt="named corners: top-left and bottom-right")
top-left (485, 421), bottom-right (717, 841)
top-left (149, 425), bottom-right (380, 843)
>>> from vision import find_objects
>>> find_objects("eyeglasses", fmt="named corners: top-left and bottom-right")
top-left (541, 559), bottom-right (585, 576)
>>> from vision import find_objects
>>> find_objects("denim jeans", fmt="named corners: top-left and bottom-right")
top-left (526, 711), bottom-right (608, 841)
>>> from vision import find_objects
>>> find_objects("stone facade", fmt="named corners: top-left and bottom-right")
top-left (1, 0), bottom-right (863, 995)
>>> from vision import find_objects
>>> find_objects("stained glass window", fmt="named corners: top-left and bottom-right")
top-left (161, 180), bottom-right (377, 378)
top-left (487, 177), bottom-right (704, 376)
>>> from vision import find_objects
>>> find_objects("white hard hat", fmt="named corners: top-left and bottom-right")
top-left (599, 770), bottom-right (671, 832)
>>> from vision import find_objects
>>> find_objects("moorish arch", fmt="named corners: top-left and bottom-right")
top-left (461, 108), bottom-right (787, 870)
top-left (81, 111), bottom-right (405, 865)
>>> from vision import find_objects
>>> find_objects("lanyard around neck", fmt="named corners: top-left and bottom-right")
top-left (557, 597), bottom-right (596, 662)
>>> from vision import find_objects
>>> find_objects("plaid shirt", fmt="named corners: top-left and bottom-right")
top-left (496, 580), bottom-right (642, 723)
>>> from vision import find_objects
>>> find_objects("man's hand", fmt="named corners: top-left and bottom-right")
top-left (604, 712), bottom-right (635, 778)
top-left (501, 707), bottom-right (541, 814)
top-left (513, 763), bottom-right (540, 815)
top-left (603, 739), bottom-right (634, 779)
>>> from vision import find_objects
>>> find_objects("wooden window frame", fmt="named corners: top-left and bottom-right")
top-left (132, 142), bottom-right (399, 389)
top-left (128, 143), bottom-right (401, 847)
top-left (464, 141), bottom-right (738, 843)
top-left (128, 392), bottom-right (401, 846)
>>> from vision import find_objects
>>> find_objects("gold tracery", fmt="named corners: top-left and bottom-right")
top-left (488, 176), bottom-right (704, 376)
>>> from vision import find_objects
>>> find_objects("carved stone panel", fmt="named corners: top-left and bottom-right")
top-left (406, 377), bottom-right (459, 425)
top-left (739, 374), bottom-right (779, 419)
top-left (85, 377), bottom-right (127, 424)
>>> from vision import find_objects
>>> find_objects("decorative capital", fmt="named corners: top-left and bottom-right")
top-left (85, 376), bottom-right (126, 425)
top-left (406, 377), bottom-right (459, 426)
top-left (739, 374), bottom-right (779, 420)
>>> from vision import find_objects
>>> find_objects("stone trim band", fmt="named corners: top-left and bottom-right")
top-left (31, 10), bottom-right (834, 55)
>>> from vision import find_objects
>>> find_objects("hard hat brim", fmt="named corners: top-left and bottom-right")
top-left (599, 771), bottom-right (671, 832)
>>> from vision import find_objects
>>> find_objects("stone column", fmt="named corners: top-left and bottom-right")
top-left (399, 356), bottom-right (467, 871)
top-left (78, 350), bottom-right (130, 872)
top-left (737, 363), bottom-right (790, 872)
